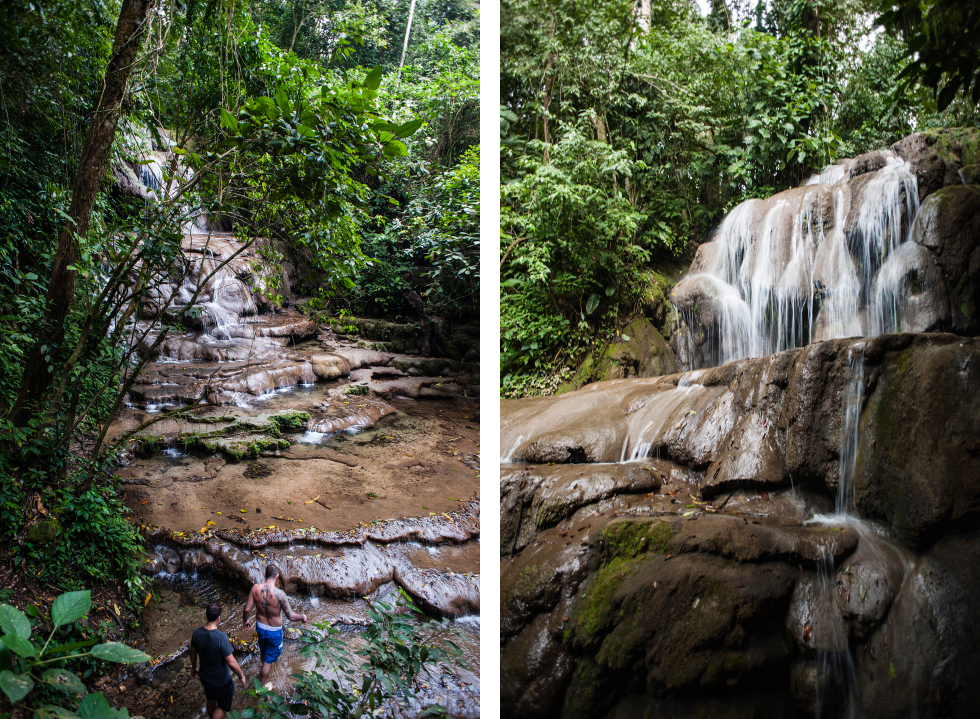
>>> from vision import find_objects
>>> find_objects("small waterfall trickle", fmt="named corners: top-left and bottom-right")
top-left (813, 545), bottom-right (860, 719)
top-left (803, 341), bottom-right (869, 718)
top-left (836, 344), bottom-right (865, 515)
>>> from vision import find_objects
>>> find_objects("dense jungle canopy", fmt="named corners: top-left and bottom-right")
top-left (0, 0), bottom-right (478, 597)
top-left (499, 0), bottom-right (979, 396)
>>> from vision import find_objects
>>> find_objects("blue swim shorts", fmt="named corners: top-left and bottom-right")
top-left (256, 624), bottom-right (283, 664)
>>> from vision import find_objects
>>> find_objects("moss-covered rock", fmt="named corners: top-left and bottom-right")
top-left (26, 518), bottom-right (61, 543)
top-left (391, 356), bottom-right (480, 377)
top-left (637, 269), bottom-right (679, 337)
top-left (891, 128), bottom-right (980, 201)
top-left (557, 316), bottom-right (677, 394)
top-left (564, 552), bottom-right (796, 718)
top-left (130, 411), bottom-right (306, 460)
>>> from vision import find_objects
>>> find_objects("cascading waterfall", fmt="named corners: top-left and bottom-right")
top-left (674, 156), bottom-right (920, 369)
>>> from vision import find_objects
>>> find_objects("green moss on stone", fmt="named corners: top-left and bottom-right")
top-left (567, 556), bottom-right (641, 646)
top-left (600, 519), bottom-right (673, 561)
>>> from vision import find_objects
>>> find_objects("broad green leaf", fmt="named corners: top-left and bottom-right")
top-left (220, 109), bottom-right (237, 132)
top-left (382, 140), bottom-right (408, 158)
top-left (41, 668), bottom-right (86, 694)
top-left (47, 638), bottom-right (98, 655)
top-left (585, 294), bottom-right (600, 315)
top-left (0, 670), bottom-right (33, 703)
top-left (394, 118), bottom-right (423, 138)
top-left (274, 86), bottom-right (290, 113)
top-left (52, 591), bottom-right (90, 627)
top-left (89, 642), bottom-right (151, 663)
top-left (363, 65), bottom-right (383, 91)
top-left (1, 634), bottom-right (35, 657)
top-left (0, 604), bottom-right (31, 639)
top-left (77, 692), bottom-right (128, 719)
top-left (604, 286), bottom-right (615, 297)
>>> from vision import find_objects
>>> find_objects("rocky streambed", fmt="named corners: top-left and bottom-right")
top-left (104, 231), bottom-right (480, 717)
top-left (500, 333), bottom-right (979, 719)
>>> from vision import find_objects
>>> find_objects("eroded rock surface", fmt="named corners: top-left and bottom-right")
top-left (501, 333), bottom-right (980, 719)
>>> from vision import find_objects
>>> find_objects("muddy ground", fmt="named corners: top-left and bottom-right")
top-left (117, 397), bottom-right (480, 535)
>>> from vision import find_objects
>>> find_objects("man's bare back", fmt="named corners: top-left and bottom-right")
top-left (243, 581), bottom-right (306, 629)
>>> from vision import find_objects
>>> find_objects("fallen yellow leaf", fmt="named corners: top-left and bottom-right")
top-left (304, 496), bottom-right (320, 504)
top-left (144, 592), bottom-right (152, 607)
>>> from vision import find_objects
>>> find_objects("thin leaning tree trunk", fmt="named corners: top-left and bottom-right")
top-left (399, 0), bottom-right (417, 69)
top-left (11, 0), bottom-right (153, 428)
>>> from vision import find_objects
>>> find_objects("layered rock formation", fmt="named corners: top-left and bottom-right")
top-left (500, 333), bottom-right (980, 718)
top-left (671, 129), bottom-right (980, 371)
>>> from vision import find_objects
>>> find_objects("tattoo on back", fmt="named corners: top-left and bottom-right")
top-left (258, 585), bottom-right (284, 616)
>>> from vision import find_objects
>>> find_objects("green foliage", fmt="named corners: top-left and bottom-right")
top-left (229, 592), bottom-right (464, 718)
top-left (0, 0), bottom-right (461, 601)
top-left (350, 30), bottom-right (480, 322)
top-left (500, 0), bottom-right (972, 394)
top-left (878, 0), bottom-right (980, 109)
top-left (501, 129), bottom-right (647, 387)
top-left (0, 590), bottom-right (150, 716)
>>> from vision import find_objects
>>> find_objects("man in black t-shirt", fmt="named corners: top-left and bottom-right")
top-left (189, 602), bottom-right (247, 719)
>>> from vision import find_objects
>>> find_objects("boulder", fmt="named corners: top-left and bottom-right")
top-left (911, 185), bottom-right (980, 335)
top-left (558, 317), bottom-right (676, 393)
top-left (311, 354), bottom-right (350, 380)
top-left (890, 128), bottom-right (980, 201)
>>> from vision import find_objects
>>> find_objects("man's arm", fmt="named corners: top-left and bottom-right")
top-left (278, 591), bottom-right (307, 623)
top-left (243, 588), bottom-right (254, 629)
top-left (188, 647), bottom-right (198, 678)
top-left (224, 652), bottom-right (246, 688)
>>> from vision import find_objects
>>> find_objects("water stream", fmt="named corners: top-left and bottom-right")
top-left (673, 155), bottom-right (921, 369)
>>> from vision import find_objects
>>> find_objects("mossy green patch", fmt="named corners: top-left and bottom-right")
top-left (556, 317), bottom-right (677, 394)
top-left (599, 519), bottom-right (673, 561)
top-left (567, 520), bottom-right (673, 647)
top-left (927, 127), bottom-right (980, 167)
top-left (130, 411), bottom-right (305, 460)
top-left (561, 658), bottom-right (607, 719)
top-left (566, 556), bottom-right (641, 647)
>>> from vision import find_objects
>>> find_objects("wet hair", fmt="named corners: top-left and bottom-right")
top-left (265, 564), bottom-right (281, 580)
top-left (205, 603), bottom-right (222, 622)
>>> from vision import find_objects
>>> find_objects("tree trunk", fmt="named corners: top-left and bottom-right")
top-left (11, 0), bottom-right (152, 428)
top-left (399, 0), bottom-right (418, 68)
top-left (541, 53), bottom-right (555, 164)
top-left (403, 289), bottom-right (432, 356)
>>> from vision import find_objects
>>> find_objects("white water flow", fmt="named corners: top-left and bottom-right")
top-left (677, 156), bottom-right (919, 369)
top-left (804, 343), bottom-right (874, 718)
top-left (618, 378), bottom-right (705, 463)
top-left (835, 344), bottom-right (866, 515)
top-left (813, 544), bottom-right (860, 719)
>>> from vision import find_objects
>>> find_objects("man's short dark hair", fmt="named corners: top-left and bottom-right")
top-left (265, 564), bottom-right (280, 580)
top-left (206, 602), bottom-right (222, 622)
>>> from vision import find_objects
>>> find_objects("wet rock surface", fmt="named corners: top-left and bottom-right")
top-left (501, 333), bottom-right (980, 718)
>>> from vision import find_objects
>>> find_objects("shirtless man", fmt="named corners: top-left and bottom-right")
top-left (243, 564), bottom-right (307, 685)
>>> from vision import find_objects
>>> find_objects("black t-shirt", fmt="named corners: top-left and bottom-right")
top-left (191, 627), bottom-right (233, 686)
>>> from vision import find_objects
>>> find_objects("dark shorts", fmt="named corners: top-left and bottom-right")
top-left (200, 677), bottom-right (235, 712)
